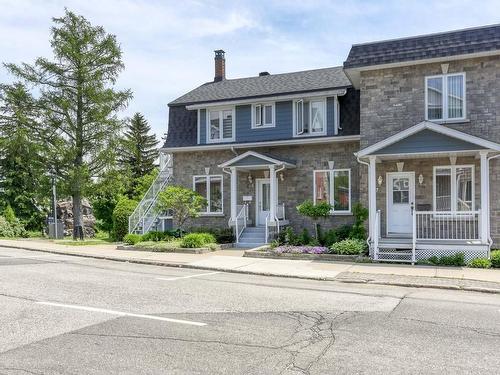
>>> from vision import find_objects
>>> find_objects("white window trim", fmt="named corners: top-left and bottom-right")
top-left (313, 168), bottom-right (351, 214)
top-left (293, 97), bottom-right (327, 137)
top-left (193, 174), bottom-right (224, 215)
top-left (206, 107), bottom-right (235, 143)
top-left (425, 72), bottom-right (466, 122)
top-left (251, 102), bottom-right (275, 129)
top-left (432, 164), bottom-right (475, 212)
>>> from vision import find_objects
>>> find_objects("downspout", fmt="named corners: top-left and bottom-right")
top-left (356, 155), bottom-right (371, 249)
top-left (222, 167), bottom-right (233, 227)
top-left (230, 146), bottom-right (238, 157)
top-left (273, 163), bottom-right (287, 234)
top-left (486, 153), bottom-right (500, 247)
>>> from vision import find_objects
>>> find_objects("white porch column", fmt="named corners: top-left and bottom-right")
top-left (230, 167), bottom-right (238, 222)
top-left (480, 151), bottom-right (489, 244)
top-left (269, 165), bottom-right (277, 222)
top-left (368, 156), bottom-right (377, 239)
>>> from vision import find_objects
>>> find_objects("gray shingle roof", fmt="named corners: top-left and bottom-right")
top-left (344, 24), bottom-right (500, 69)
top-left (169, 66), bottom-right (350, 106)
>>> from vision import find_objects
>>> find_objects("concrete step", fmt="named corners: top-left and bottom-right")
top-left (243, 228), bottom-right (266, 233)
top-left (235, 242), bottom-right (266, 249)
top-left (239, 234), bottom-right (265, 240)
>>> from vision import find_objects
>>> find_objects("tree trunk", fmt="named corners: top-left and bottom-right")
top-left (72, 192), bottom-right (84, 240)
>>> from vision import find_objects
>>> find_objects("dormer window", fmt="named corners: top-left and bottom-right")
top-left (293, 98), bottom-right (326, 137)
top-left (207, 107), bottom-right (235, 143)
top-left (252, 103), bottom-right (275, 128)
top-left (425, 73), bottom-right (465, 121)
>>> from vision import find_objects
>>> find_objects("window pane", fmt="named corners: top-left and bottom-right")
top-left (333, 170), bottom-right (350, 210)
top-left (209, 111), bottom-right (220, 140)
top-left (209, 176), bottom-right (222, 213)
top-left (456, 167), bottom-right (472, 211)
top-left (264, 105), bottom-right (273, 125)
top-left (427, 77), bottom-right (443, 120)
top-left (261, 183), bottom-right (270, 211)
top-left (314, 171), bottom-right (330, 204)
top-left (392, 178), bottom-right (409, 204)
top-left (222, 110), bottom-right (232, 139)
top-left (194, 177), bottom-right (208, 211)
top-left (447, 75), bottom-right (464, 119)
top-left (303, 101), bottom-right (310, 133)
top-left (254, 105), bottom-right (261, 126)
top-left (310, 100), bottom-right (325, 133)
top-left (296, 100), bottom-right (303, 134)
top-left (435, 168), bottom-right (451, 211)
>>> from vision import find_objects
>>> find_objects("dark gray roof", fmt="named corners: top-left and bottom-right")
top-left (344, 24), bottom-right (500, 69)
top-left (169, 66), bottom-right (350, 106)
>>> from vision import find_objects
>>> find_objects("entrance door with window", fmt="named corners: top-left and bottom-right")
top-left (387, 172), bottom-right (415, 235)
top-left (256, 179), bottom-right (270, 226)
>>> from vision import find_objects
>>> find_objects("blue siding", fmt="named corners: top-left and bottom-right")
top-left (199, 109), bottom-right (206, 144)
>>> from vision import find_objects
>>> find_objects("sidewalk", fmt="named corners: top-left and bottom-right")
top-left (1, 239), bottom-right (500, 294)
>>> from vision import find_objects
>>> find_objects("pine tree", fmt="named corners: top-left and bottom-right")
top-left (120, 112), bottom-right (159, 180)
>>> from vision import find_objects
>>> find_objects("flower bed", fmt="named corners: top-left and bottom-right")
top-left (244, 245), bottom-right (369, 262)
top-left (273, 245), bottom-right (329, 254)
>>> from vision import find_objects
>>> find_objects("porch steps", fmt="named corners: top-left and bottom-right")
top-left (236, 227), bottom-right (267, 248)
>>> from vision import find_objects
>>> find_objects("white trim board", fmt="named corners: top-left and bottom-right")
top-left (219, 150), bottom-right (295, 169)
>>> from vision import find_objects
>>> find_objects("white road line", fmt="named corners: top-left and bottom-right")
top-left (36, 301), bottom-right (206, 326)
top-left (156, 271), bottom-right (221, 281)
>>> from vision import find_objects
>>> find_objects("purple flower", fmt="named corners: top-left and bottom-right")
top-left (272, 246), bottom-right (328, 254)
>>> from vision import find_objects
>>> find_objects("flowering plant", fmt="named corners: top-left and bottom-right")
top-left (272, 245), bottom-right (328, 254)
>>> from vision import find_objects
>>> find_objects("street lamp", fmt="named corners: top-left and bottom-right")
top-left (49, 167), bottom-right (58, 239)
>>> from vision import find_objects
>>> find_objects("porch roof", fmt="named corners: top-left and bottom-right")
top-left (218, 151), bottom-right (296, 169)
top-left (356, 121), bottom-right (500, 159)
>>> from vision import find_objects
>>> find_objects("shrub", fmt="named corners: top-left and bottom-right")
top-left (334, 225), bottom-right (352, 241)
top-left (468, 258), bottom-right (491, 268)
top-left (491, 250), bottom-right (500, 268)
top-left (3, 204), bottom-right (16, 224)
top-left (180, 232), bottom-right (216, 248)
top-left (319, 229), bottom-right (338, 247)
top-left (299, 228), bottom-right (312, 246)
top-left (427, 253), bottom-right (465, 267)
top-left (272, 245), bottom-right (328, 254)
top-left (142, 231), bottom-right (172, 242)
top-left (112, 197), bottom-right (137, 241)
top-left (188, 227), bottom-right (234, 244)
top-left (0, 216), bottom-right (15, 237)
top-left (349, 203), bottom-right (369, 240)
top-left (296, 200), bottom-right (332, 238)
top-left (123, 233), bottom-right (142, 245)
top-left (330, 239), bottom-right (366, 255)
top-left (157, 186), bottom-right (206, 230)
top-left (0, 215), bottom-right (27, 238)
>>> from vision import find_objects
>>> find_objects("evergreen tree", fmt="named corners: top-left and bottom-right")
top-left (120, 112), bottom-right (159, 181)
top-left (5, 10), bottom-right (132, 239)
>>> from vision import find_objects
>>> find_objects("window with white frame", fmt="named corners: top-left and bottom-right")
top-left (252, 103), bottom-right (274, 128)
top-left (434, 165), bottom-right (474, 212)
top-left (207, 108), bottom-right (234, 142)
top-left (193, 175), bottom-right (223, 214)
top-left (313, 169), bottom-right (351, 213)
top-left (294, 98), bottom-right (327, 136)
top-left (426, 73), bottom-right (465, 121)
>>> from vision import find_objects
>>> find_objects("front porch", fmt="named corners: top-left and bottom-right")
top-left (358, 121), bottom-right (500, 263)
top-left (219, 151), bottom-right (294, 245)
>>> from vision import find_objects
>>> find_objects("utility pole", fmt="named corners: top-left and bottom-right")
top-left (50, 168), bottom-right (58, 239)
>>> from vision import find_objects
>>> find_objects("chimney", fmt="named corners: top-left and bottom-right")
top-left (214, 50), bottom-right (225, 82)
top-left (259, 71), bottom-right (270, 76)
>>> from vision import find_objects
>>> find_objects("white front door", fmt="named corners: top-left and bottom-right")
top-left (387, 172), bottom-right (415, 235)
top-left (256, 179), bottom-right (270, 226)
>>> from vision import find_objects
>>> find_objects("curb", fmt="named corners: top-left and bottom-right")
top-left (2, 243), bottom-right (500, 295)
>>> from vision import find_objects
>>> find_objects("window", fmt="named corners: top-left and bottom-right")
top-left (252, 103), bottom-right (274, 128)
top-left (207, 108), bottom-right (234, 142)
top-left (425, 73), bottom-right (465, 121)
top-left (193, 175), bottom-right (223, 214)
top-left (433, 165), bottom-right (474, 212)
top-left (294, 98), bottom-right (326, 136)
top-left (313, 169), bottom-right (351, 213)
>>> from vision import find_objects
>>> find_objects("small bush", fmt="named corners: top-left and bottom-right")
top-left (468, 258), bottom-right (491, 268)
top-left (189, 227), bottom-right (234, 244)
top-left (299, 228), bottom-right (312, 245)
top-left (334, 225), bottom-right (352, 241)
top-left (349, 203), bottom-right (369, 240)
top-left (3, 204), bottom-right (16, 224)
top-left (112, 197), bottom-right (137, 241)
top-left (319, 229), bottom-right (338, 247)
top-left (180, 232), bottom-right (216, 248)
top-left (491, 250), bottom-right (500, 268)
top-left (141, 231), bottom-right (172, 242)
top-left (330, 239), bottom-right (366, 255)
top-left (123, 233), bottom-right (142, 245)
top-left (0, 215), bottom-right (27, 237)
top-left (427, 252), bottom-right (465, 267)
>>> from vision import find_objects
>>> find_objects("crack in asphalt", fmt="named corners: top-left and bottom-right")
top-left (0, 368), bottom-right (44, 375)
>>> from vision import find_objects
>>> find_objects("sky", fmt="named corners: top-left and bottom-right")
top-left (1, 0), bottom-right (499, 141)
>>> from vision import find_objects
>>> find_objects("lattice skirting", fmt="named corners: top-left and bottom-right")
top-left (376, 247), bottom-right (489, 262)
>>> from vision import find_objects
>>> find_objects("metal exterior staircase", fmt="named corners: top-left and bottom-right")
top-left (235, 227), bottom-right (267, 248)
top-left (128, 154), bottom-right (173, 235)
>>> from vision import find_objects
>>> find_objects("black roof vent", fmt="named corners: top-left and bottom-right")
top-left (259, 71), bottom-right (270, 76)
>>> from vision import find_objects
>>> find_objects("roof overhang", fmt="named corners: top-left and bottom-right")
top-left (218, 151), bottom-right (295, 169)
top-left (355, 121), bottom-right (500, 159)
top-left (344, 50), bottom-right (500, 88)
top-left (185, 88), bottom-right (347, 110)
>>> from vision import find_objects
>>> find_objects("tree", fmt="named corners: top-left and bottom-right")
top-left (120, 113), bottom-right (158, 184)
top-left (0, 83), bottom-right (48, 229)
top-left (296, 200), bottom-right (332, 239)
top-left (157, 186), bottom-right (206, 231)
top-left (5, 9), bottom-right (132, 239)
top-left (112, 196), bottom-right (137, 241)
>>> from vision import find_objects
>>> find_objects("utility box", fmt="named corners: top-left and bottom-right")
top-left (47, 218), bottom-right (64, 239)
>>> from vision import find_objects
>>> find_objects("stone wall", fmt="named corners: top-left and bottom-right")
top-left (171, 141), bottom-right (361, 234)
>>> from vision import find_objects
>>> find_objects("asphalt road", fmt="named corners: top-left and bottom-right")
top-left (0, 247), bottom-right (499, 375)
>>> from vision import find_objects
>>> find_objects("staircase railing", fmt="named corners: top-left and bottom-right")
top-left (128, 154), bottom-right (173, 234)
top-left (234, 204), bottom-right (247, 243)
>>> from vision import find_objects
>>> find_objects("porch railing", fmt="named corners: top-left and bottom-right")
top-left (234, 204), bottom-right (248, 243)
top-left (414, 210), bottom-right (481, 241)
